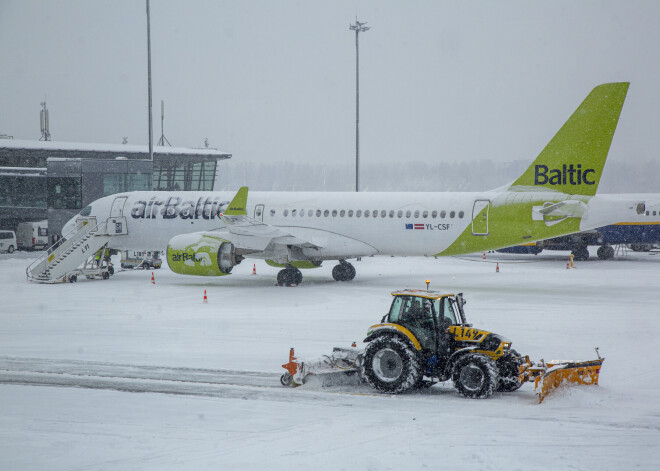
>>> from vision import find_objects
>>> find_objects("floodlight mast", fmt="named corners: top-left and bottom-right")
top-left (146, 0), bottom-right (153, 161)
top-left (350, 19), bottom-right (369, 192)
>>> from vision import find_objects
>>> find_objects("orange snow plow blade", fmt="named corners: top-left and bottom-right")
top-left (519, 354), bottom-right (604, 403)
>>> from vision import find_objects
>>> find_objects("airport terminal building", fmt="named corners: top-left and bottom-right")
top-left (0, 140), bottom-right (231, 240)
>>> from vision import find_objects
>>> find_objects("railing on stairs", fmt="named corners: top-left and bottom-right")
top-left (26, 217), bottom-right (101, 283)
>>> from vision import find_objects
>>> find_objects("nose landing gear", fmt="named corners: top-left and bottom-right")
top-left (276, 265), bottom-right (303, 286)
top-left (332, 260), bottom-right (356, 282)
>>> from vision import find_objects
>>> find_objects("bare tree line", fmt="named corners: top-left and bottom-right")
top-left (216, 159), bottom-right (658, 193)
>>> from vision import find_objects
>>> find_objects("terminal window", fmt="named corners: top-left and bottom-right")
top-left (153, 160), bottom-right (216, 191)
top-left (0, 175), bottom-right (46, 208)
top-left (103, 173), bottom-right (152, 196)
top-left (48, 177), bottom-right (82, 209)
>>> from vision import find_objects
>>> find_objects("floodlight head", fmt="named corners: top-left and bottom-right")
top-left (350, 20), bottom-right (370, 32)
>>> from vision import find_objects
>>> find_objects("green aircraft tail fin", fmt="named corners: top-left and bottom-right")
top-left (510, 82), bottom-right (629, 196)
top-left (224, 186), bottom-right (248, 216)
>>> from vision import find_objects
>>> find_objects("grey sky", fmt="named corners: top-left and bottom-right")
top-left (1, 0), bottom-right (659, 169)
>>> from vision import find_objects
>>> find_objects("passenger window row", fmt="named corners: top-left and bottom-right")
top-left (269, 208), bottom-right (465, 219)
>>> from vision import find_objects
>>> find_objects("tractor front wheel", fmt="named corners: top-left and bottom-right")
top-left (361, 336), bottom-right (421, 394)
top-left (496, 349), bottom-right (523, 392)
top-left (452, 353), bottom-right (499, 399)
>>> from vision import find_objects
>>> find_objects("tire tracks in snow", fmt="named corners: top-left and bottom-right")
top-left (0, 356), bottom-right (294, 401)
top-left (0, 356), bottom-right (381, 404)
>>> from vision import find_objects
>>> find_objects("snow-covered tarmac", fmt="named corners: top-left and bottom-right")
top-left (1, 250), bottom-right (659, 470)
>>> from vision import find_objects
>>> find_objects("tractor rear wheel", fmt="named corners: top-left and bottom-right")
top-left (452, 353), bottom-right (499, 399)
top-left (362, 336), bottom-right (421, 394)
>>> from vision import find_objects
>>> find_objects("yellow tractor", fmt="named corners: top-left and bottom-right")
top-left (281, 289), bottom-right (604, 402)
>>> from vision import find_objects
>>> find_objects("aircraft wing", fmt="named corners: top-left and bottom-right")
top-left (219, 187), bottom-right (323, 251)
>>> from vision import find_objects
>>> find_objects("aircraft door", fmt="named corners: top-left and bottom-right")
top-left (472, 200), bottom-right (490, 236)
top-left (110, 196), bottom-right (128, 217)
top-left (254, 204), bottom-right (265, 222)
top-left (108, 196), bottom-right (128, 235)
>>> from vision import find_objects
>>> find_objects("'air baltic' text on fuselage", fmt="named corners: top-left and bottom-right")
top-left (131, 197), bottom-right (230, 220)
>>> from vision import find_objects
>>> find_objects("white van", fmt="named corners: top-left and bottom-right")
top-left (0, 230), bottom-right (17, 253)
top-left (17, 220), bottom-right (49, 251)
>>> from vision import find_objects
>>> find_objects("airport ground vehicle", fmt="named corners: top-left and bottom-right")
top-left (65, 247), bottom-right (114, 283)
top-left (16, 220), bottom-right (48, 251)
top-left (120, 250), bottom-right (162, 269)
top-left (0, 230), bottom-right (16, 253)
top-left (281, 290), bottom-right (604, 402)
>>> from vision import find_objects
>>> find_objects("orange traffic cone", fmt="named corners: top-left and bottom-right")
top-left (203, 289), bottom-right (208, 303)
top-left (151, 272), bottom-right (155, 284)
top-left (495, 263), bottom-right (500, 273)
top-left (482, 252), bottom-right (486, 260)
top-left (252, 264), bottom-right (256, 275)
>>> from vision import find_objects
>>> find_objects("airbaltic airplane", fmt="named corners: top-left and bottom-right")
top-left (64, 82), bottom-right (639, 285)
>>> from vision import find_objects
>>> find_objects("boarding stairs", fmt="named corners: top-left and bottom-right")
top-left (26, 216), bottom-right (124, 283)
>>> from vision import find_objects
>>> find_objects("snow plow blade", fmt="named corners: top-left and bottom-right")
top-left (519, 353), bottom-right (605, 403)
top-left (280, 346), bottom-right (363, 387)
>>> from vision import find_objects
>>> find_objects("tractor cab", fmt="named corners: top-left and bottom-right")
top-left (383, 290), bottom-right (468, 351)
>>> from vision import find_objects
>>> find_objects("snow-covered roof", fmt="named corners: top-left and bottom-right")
top-left (0, 166), bottom-right (46, 177)
top-left (0, 139), bottom-right (230, 157)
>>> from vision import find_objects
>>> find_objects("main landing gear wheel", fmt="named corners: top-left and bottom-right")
top-left (451, 353), bottom-right (499, 399)
top-left (277, 266), bottom-right (303, 286)
top-left (597, 244), bottom-right (615, 260)
top-left (571, 246), bottom-right (590, 261)
top-left (332, 261), bottom-right (356, 281)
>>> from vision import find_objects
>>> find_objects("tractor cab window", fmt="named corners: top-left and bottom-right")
top-left (440, 298), bottom-right (459, 325)
top-left (395, 296), bottom-right (437, 350)
top-left (398, 296), bottom-right (432, 323)
top-left (387, 296), bottom-right (434, 323)
top-left (386, 296), bottom-right (405, 323)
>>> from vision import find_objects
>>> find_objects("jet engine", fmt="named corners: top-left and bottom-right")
top-left (166, 233), bottom-right (243, 276)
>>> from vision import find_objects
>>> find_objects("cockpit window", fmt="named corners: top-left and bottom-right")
top-left (80, 206), bottom-right (92, 216)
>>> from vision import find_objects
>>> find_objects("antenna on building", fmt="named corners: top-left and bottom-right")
top-left (39, 101), bottom-right (51, 141)
top-left (157, 99), bottom-right (171, 146)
